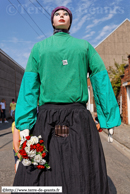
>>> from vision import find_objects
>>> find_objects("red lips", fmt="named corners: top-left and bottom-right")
top-left (59, 19), bottom-right (65, 22)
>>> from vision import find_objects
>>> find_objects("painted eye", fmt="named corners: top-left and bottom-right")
top-left (64, 12), bottom-right (69, 16)
top-left (54, 12), bottom-right (59, 16)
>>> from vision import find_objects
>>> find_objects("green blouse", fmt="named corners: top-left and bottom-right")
top-left (15, 32), bottom-right (121, 131)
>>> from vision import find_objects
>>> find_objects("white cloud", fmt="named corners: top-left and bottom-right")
top-left (70, 0), bottom-right (93, 34)
top-left (71, 15), bottom-right (88, 34)
top-left (94, 13), bottom-right (114, 24)
top-left (82, 31), bottom-right (95, 39)
top-left (86, 13), bottom-right (114, 31)
top-left (11, 49), bottom-right (31, 68)
top-left (0, 37), bottom-right (35, 68)
top-left (75, 0), bottom-right (93, 15)
top-left (2, 37), bottom-right (34, 44)
top-left (0, 45), bottom-right (27, 68)
top-left (69, 0), bottom-right (121, 35)
top-left (0, 43), bottom-right (9, 54)
top-left (95, 24), bottom-right (118, 41)
top-left (22, 52), bottom-right (30, 58)
top-left (36, 30), bottom-right (53, 39)
top-left (10, 37), bottom-right (19, 44)
top-left (61, 0), bottom-right (72, 7)
top-left (36, 35), bottom-right (45, 40)
top-left (0, 43), bottom-right (5, 48)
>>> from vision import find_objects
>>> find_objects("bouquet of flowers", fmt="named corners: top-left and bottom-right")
top-left (16, 135), bottom-right (50, 169)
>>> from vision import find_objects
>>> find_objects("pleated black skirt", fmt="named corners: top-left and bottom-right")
top-left (13, 103), bottom-right (111, 194)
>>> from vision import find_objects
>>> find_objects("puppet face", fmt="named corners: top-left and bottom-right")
top-left (53, 9), bottom-right (70, 30)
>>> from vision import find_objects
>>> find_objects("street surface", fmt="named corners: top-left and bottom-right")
top-left (100, 132), bottom-right (130, 194)
top-left (0, 124), bottom-right (130, 194)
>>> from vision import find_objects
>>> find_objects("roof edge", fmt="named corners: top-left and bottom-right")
top-left (94, 18), bottom-right (130, 49)
top-left (0, 48), bottom-right (25, 71)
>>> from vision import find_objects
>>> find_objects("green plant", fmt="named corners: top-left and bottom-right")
top-left (107, 62), bottom-right (125, 97)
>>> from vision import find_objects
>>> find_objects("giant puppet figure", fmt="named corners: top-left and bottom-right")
top-left (13, 6), bottom-right (121, 194)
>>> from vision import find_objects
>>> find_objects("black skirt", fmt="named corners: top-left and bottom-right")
top-left (13, 103), bottom-right (111, 194)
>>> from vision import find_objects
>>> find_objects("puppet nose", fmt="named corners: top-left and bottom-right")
top-left (60, 13), bottom-right (64, 18)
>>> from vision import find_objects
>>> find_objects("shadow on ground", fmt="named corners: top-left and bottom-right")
top-left (0, 119), bottom-right (12, 131)
top-left (108, 176), bottom-right (117, 194)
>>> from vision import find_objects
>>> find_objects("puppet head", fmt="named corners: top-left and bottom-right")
top-left (51, 6), bottom-right (72, 30)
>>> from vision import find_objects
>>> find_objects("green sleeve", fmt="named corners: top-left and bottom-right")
top-left (15, 44), bottom-right (40, 131)
top-left (87, 42), bottom-right (121, 128)
top-left (87, 42), bottom-right (106, 77)
top-left (90, 70), bottom-right (121, 128)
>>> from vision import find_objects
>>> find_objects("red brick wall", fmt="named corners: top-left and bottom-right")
top-left (123, 65), bottom-right (130, 83)
top-left (119, 64), bottom-right (130, 124)
top-left (122, 86), bottom-right (128, 124)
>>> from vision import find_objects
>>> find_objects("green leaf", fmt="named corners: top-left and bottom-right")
top-left (15, 151), bottom-right (19, 156)
top-left (107, 62), bottom-right (125, 97)
top-left (19, 156), bottom-right (23, 161)
top-left (44, 163), bottom-right (50, 169)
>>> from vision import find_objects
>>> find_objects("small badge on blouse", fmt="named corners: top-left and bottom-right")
top-left (62, 60), bottom-right (68, 65)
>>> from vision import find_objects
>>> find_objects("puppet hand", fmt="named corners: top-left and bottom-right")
top-left (108, 128), bottom-right (114, 143)
top-left (20, 129), bottom-right (29, 140)
top-left (108, 128), bottom-right (114, 135)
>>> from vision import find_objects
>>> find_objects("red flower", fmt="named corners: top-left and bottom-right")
top-left (22, 141), bottom-right (27, 149)
top-left (36, 143), bottom-right (41, 147)
top-left (40, 147), bottom-right (44, 152)
top-left (33, 145), bottom-right (36, 149)
top-left (42, 153), bottom-right (46, 158)
top-left (26, 136), bottom-right (31, 140)
top-left (40, 146), bottom-right (43, 151)
top-left (37, 165), bottom-right (45, 169)
top-left (40, 140), bottom-right (44, 143)
top-left (19, 149), bottom-right (28, 159)
top-left (36, 145), bottom-right (44, 152)
top-left (36, 147), bottom-right (40, 152)
top-left (30, 144), bottom-right (37, 150)
top-left (19, 149), bottom-right (24, 155)
top-left (35, 143), bottom-right (43, 152)
top-left (30, 145), bottom-right (33, 150)
top-left (23, 155), bottom-right (29, 159)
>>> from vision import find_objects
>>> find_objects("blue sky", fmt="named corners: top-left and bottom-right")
top-left (0, 0), bottom-right (130, 69)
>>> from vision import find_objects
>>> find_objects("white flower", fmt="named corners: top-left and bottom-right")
top-left (25, 146), bottom-right (30, 153)
top-left (28, 150), bottom-right (36, 158)
top-left (38, 135), bottom-right (42, 138)
top-left (22, 159), bottom-right (31, 166)
top-left (34, 154), bottom-right (42, 163)
top-left (32, 162), bottom-right (38, 166)
top-left (30, 136), bottom-right (38, 144)
top-left (27, 139), bottom-right (34, 147)
top-left (26, 136), bottom-right (38, 147)
top-left (39, 159), bottom-right (46, 165)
